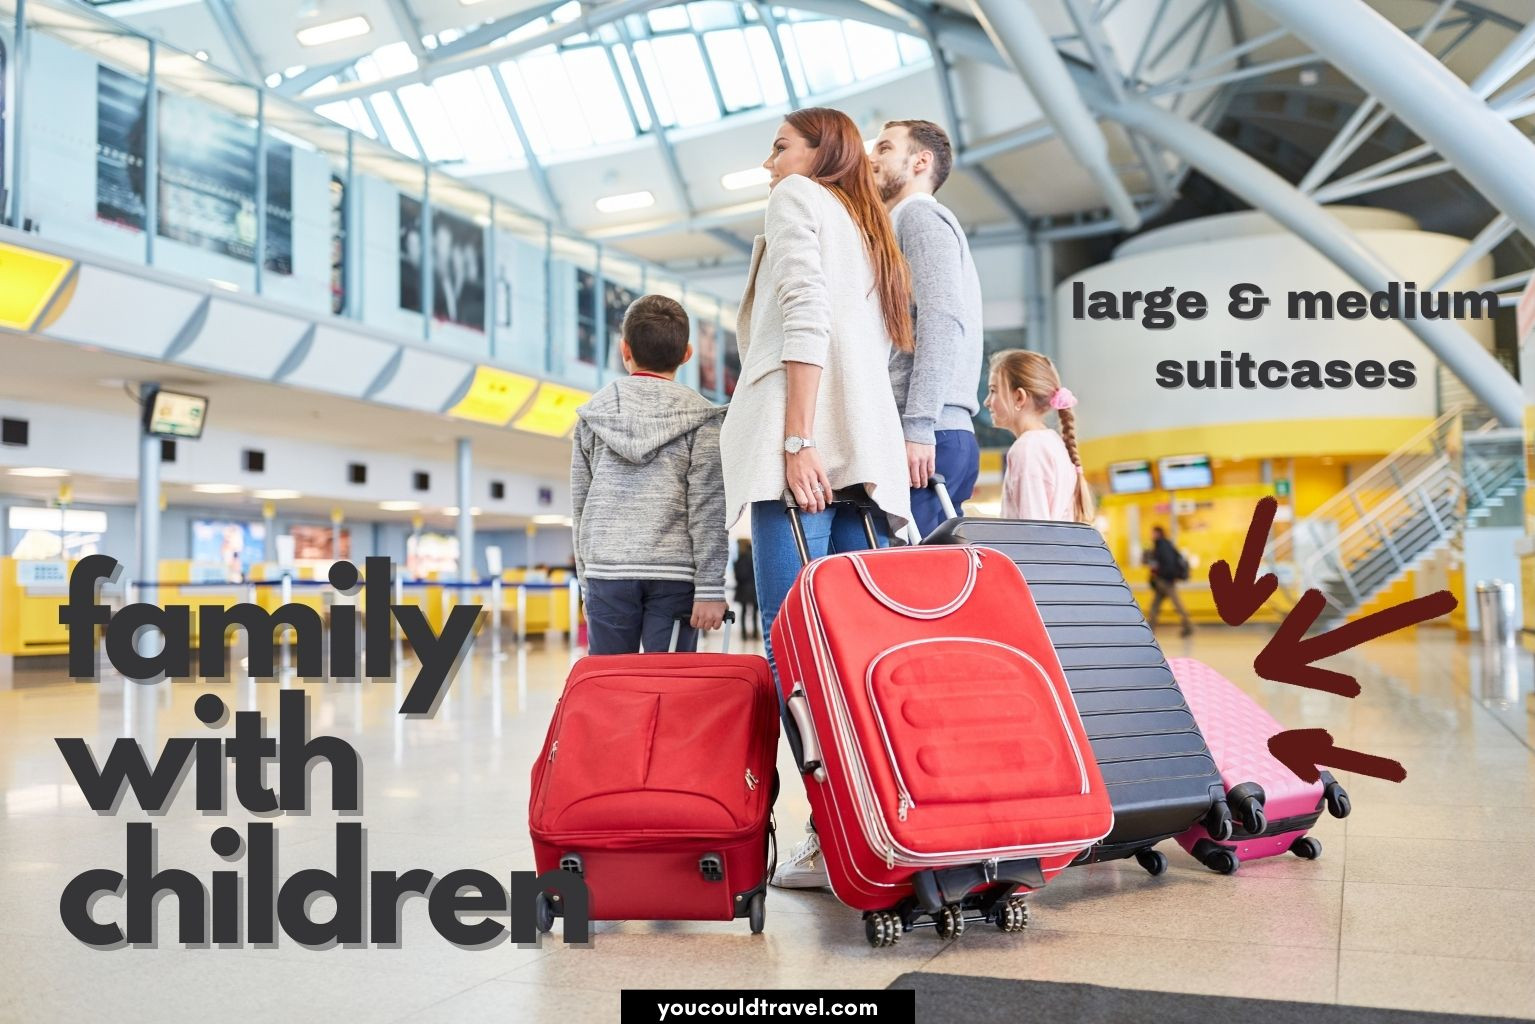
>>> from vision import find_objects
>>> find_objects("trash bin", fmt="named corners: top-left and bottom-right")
top-left (1475, 580), bottom-right (1517, 645)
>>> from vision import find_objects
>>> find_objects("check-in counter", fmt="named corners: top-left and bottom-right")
top-left (158, 560), bottom-right (246, 644)
top-left (0, 557), bottom-right (73, 659)
top-left (1518, 538), bottom-right (1535, 635)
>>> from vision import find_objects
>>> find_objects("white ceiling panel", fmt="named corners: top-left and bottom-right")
top-left (41, 265), bottom-right (204, 359)
top-left (173, 298), bottom-right (311, 379)
top-left (280, 323), bottom-right (399, 397)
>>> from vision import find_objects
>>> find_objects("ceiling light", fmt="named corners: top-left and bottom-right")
top-left (192, 483), bottom-right (244, 494)
top-left (595, 190), bottom-right (655, 214)
top-left (460, 0), bottom-right (492, 5)
top-left (252, 489), bottom-right (301, 500)
top-left (7, 467), bottom-right (69, 478)
top-left (532, 514), bottom-right (571, 526)
top-left (721, 167), bottom-right (770, 191)
top-left (195, 50), bottom-right (210, 62)
top-left (209, 278), bottom-right (240, 292)
top-left (297, 16), bottom-right (371, 47)
top-left (379, 500), bottom-right (422, 512)
top-left (442, 507), bottom-right (482, 517)
top-left (265, 73), bottom-right (283, 88)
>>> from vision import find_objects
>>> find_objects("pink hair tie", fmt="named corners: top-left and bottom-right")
top-left (1050, 387), bottom-right (1077, 411)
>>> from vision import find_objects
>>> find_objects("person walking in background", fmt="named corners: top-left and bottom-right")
top-left (870, 119), bottom-right (984, 537)
top-left (734, 539), bottom-right (758, 640)
top-left (984, 349), bottom-right (1095, 524)
top-left (1146, 525), bottom-right (1195, 637)
top-left (570, 295), bottom-right (728, 655)
top-left (720, 107), bottom-right (915, 890)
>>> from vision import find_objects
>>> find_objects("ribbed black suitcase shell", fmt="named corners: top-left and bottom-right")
top-left (925, 518), bottom-right (1226, 865)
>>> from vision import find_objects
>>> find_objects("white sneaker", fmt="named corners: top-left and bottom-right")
top-left (771, 830), bottom-right (831, 889)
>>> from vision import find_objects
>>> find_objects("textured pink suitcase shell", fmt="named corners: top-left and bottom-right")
top-left (1167, 658), bottom-right (1348, 872)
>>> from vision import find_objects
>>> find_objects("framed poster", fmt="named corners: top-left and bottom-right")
top-left (400, 194), bottom-right (485, 331)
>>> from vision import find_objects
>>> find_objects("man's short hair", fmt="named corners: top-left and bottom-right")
top-left (884, 119), bottom-right (954, 193)
top-left (622, 294), bottom-right (691, 372)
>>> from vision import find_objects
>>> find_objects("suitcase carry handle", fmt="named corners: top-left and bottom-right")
top-left (669, 609), bottom-right (736, 653)
top-left (781, 488), bottom-right (881, 568)
top-left (785, 687), bottom-right (827, 782)
top-left (926, 473), bottom-right (958, 521)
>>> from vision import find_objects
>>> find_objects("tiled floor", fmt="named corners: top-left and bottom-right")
top-left (1, 625), bottom-right (1532, 1023)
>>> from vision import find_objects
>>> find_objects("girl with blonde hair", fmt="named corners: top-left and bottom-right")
top-left (983, 350), bottom-right (1095, 523)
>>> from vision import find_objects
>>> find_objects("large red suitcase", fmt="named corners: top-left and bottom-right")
top-left (772, 509), bottom-right (1114, 947)
top-left (529, 616), bottom-right (778, 932)
top-left (1168, 658), bottom-right (1350, 874)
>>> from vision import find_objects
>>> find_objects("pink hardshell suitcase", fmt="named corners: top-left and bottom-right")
top-left (1168, 658), bottom-right (1350, 873)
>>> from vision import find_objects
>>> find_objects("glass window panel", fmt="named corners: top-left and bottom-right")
top-left (628, 41), bottom-right (678, 128)
top-left (516, 48), bottom-right (595, 151)
top-left (349, 99), bottom-right (378, 139)
top-left (472, 68), bottom-right (525, 158)
top-left (897, 33), bottom-right (931, 65)
top-left (689, 1), bottom-right (740, 32)
top-left (315, 99), bottom-right (361, 132)
top-left (704, 30), bottom-right (761, 112)
top-left (647, 7), bottom-right (691, 32)
top-left (501, 17), bottom-right (550, 45)
top-left (551, 2), bottom-right (582, 22)
top-left (844, 22), bottom-right (900, 79)
top-left (610, 46), bottom-right (654, 131)
top-left (744, 25), bottom-right (789, 106)
top-left (397, 83), bottom-right (464, 162)
top-left (373, 42), bottom-right (419, 78)
top-left (792, 21), bottom-right (853, 94)
top-left (647, 34), bottom-right (719, 126)
top-left (498, 63), bottom-right (552, 154)
top-left (354, 54), bottom-right (382, 83)
top-left (368, 92), bottom-right (420, 159)
top-left (433, 70), bottom-right (518, 163)
top-left (775, 24), bottom-right (810, 98)
top-left (559, 47), bottom-right (634, 143)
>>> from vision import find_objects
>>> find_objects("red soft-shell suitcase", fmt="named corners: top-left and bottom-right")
top-left (529, 615), bottom-right (778, 933)
top-left (771, 504), bottom-right (1114, 947)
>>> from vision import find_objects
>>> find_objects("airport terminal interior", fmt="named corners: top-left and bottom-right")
top-left (0, 0), bottom-right (1533, 1020)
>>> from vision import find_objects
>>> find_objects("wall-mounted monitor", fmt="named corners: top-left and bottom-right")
top-left (1159, 453), bottom-right (1214, 490)
top-left (1108, 460), bottom-right (1154, 494)
top-left (144, 388), bottom-right (209, 440)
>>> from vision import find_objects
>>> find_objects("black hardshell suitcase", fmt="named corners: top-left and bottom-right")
top-left (921, 482), bottom-right (1231, 875)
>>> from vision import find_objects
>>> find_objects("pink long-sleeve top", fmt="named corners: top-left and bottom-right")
top-left (1001, 429), bottom-right (1079, 522)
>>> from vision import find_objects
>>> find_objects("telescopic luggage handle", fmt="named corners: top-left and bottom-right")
top-left (669, 608), bottom-right (736, 653)
top-left (781, 488), bottom-right (881, 568)
top-left (926, 473), bottom-right (958, 521)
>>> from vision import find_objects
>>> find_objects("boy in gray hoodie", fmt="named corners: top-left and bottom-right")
top-left (571, 294), bottom-right (728, 654)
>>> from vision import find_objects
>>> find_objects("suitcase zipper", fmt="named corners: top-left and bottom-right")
top-left (548, 740), bottom-right (558, 761)
top-left (745, 768), bottom-right (758, 791)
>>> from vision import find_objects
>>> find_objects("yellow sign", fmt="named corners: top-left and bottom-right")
top-left (262, 502), bottom-right (276, 520)
top-left (514, 384), bottom-right (590, 438)
top-left (57, 484), bottom-right (73, 506)
top-left (447, 366), bottom-right (540, 426)
top-left (330, 507), bottom-right (344, 526)
top-left (0, 242), bottom-right (74, 331)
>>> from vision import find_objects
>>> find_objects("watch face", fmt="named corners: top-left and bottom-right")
top-left (784, 437), bottom-right (802, 454)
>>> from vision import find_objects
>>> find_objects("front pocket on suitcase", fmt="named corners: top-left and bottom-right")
top-left (866, 638), bottom-right (1090, 811)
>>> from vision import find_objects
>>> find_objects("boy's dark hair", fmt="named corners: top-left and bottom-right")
top-left (622, 295), bottom-right (691, 372)
top-left (884, 118), bottom-right (953, 193)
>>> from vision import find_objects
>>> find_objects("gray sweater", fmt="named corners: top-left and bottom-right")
top-left (887, 195), bottom-right (984, 445)
top-left (571, 376), bottom-right (728, 602)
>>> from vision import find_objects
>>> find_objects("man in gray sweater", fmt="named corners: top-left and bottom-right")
top-left (872, 119), bottom-right (985, 537)
top-left (571, 295), bottom-right (728, 654)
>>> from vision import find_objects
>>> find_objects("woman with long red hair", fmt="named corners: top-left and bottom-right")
top-left (719, 106), bottom-right (914, 890)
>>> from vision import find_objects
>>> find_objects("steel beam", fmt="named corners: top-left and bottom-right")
top-left (487, 65), bottom-right (566, 227)
top-left (8, 0), bottom-right (25, 229)
top-left (205, 0), bottom-right (264, 83)
top-left (753, 1), bottom-right (801, 109)
top-left (615, 21), bottom-right (697, 216)
top-left (969, 165), bottom-right (1029, 225)
top-left (385, 0), bottom-right (430, 62)
top-left (1252, 0), bottom-right (1535, 240)
top-left (1431, 214), bottom-right (1515, 291)
top-left (970, 0), bottom-right (1141, 230)
top-left (1088, 87), bottom-right (1523, 427)
top-left (145, 39), bottom-right (159, 265)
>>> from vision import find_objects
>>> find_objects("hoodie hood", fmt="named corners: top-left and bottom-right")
top-left (577, 376), bottom-right (726, 464)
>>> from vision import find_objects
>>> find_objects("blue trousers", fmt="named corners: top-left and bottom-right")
top-left (584, 578), bottom-right (698, 654)
top-left (908, 429), bottom-right (981, 538)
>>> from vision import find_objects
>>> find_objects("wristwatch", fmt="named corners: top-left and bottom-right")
top-left (784, 436), bottom-right (816, 454)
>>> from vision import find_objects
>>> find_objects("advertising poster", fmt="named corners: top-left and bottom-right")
top-left (399, 194), bottom-right (486, 331)
top-left (289, 524), bottom-right (349, 561)
top-left (190, 519), bottom-right (266, 578)
top-left (94, 65), bottom-right (293, 273)
top-left (329, 175), bottom-right (346, 315)
top-left (575, 267), bottom-right (598, 365)
top-left (696, 318), bottom-right (718, 394)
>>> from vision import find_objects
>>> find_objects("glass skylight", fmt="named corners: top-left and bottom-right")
top-left (312, 3), bottom-right (932, 167)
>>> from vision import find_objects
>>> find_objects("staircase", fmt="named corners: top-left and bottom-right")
top-left (1263, 408), bottom-right (1525, 618)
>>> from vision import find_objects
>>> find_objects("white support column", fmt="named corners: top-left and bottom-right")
top-left (136, 383), bottom-right (160, 659)
top-left (456, 438), bottom-right (474, 584)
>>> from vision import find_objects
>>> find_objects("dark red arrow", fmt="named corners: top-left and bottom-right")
top-left (1209, 496), bottom-right (1279, 625)
top-left (1270, 727), bottom-right (1407, 784)
top-left (1254, 588), bottom-right (1458, 698)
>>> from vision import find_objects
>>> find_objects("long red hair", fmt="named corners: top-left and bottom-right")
top-left (784, 107), bottom-right (914, 352)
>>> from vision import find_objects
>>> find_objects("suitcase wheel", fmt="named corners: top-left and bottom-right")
top-left (1205, 849), bottom-right (1240, 875)
top-left (1290, 836), bottom-right (1323, 860)
top-left (534, 892), bottom-right (556, 934)
top-left (934, 905), bottom-right (966, 941)
top-left (1134, 848), bottom-right (1168, 877)
top-left (748, 892), bottom-right (766, 934)
top-left (1324, 782), bottom-right (1351, 819)
top-left (1237, 796), bottom-right (1267, 836)
top-left (864, 910), bottom-right (903, 948)
top-left (994, 896), bottom-right (1029, 933)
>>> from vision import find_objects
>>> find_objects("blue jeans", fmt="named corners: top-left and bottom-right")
top-left (751, 500), bottom-right (889, 769)
top-left (909, 429), bottom-right (981, 538)
top-left (584, 578), bottom-right (698, 654)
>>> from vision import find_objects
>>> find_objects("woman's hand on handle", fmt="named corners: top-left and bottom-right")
top-left (786, 449), bottom-right (833, 514)
top-left (906, 441), bottom-right (936, 489)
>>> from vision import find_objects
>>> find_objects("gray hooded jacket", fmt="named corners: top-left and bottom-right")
top-left (571, 375), bottom-right (728, 602)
